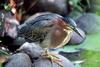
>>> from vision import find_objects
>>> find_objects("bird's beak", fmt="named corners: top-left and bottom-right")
top-left (62, 17), bottom-right (83, 38)
top-left (71, 27), bottom-right (84, 38)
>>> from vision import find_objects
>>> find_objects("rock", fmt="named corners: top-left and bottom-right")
top-left (33, 54), bottom-right (74, 67)
top-left (3, 53), bottom-right (32, 67)
top-left (68, 28), bottom-right (86, 45)
top-left (39, 0), bottom-right (68, 15)
top-left (0, 12), bottom-right (19, 38)
top-left (18, 42), bottom-right (43, 59)
top-left (13, 37), bottom-right (26, 47)
top-left (17, 42), bottom-right (74, 67)
top-left (0, 12), bottom-right (20, 52)
top-left (3, 42), bottom-right (74, 67)
top-left (76, 13), bottom-right (100, 34)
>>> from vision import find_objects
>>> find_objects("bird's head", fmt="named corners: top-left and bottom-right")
top-left (62, 17), bottom-right (84, 38)
top-left (49, 17), bottom-right (84, 48)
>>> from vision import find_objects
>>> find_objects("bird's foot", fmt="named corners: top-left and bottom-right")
top-left (41, 49), bottom-right (63, 67)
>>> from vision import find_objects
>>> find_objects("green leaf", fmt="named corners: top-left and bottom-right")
top-left (0, 63), bottom-right (2, 67)
top-left (4, 4), bottom-right (11, 11)
top-left (0, 50), bottom-right (9, 56)
top-left (69, 0), bottom-right (79, 6)
top-left (81, 50), bottom-right (100, 67)
top-left (63, 45), bottom-right (80, 53)
top-left (78, 32), bottom-right (100, 51)
top-left (74, 63), bottom-right (81, 67)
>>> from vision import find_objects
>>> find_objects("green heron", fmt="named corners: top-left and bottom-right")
top-left (18, 12), bottom-right (83, 48)
top-left (18, 12), bottom-right (83, 67)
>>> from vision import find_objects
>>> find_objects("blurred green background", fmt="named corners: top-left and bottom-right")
top-left (80, 32), bottom-right (100, 67)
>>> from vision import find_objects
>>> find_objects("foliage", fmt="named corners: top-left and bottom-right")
top-left (81, 50), bottom-right (100, 67)
top-left (0, 63), bottom-right (2, 67)
top-left (0, 50), bottom-right (9, 56)
top-left (78, 32), bottom-right (100, 51)
top-left (69, 0), bottom-right (83, 12)
top-left (4, 4), bottom-right (11, 11)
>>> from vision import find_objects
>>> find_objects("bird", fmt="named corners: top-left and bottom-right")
top-left (18, 12), bottom-right (83, 48)
top-left (17, 12), bottom-right (83, 66)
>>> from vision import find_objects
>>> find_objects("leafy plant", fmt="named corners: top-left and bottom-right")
top-left (0, 50), bottom-right (9, 56)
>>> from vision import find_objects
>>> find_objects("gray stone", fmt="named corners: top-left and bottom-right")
top-left (39, 0), bottom-right (68, 15)
top-left (18, 42), bottom-right (43, 58)
top-left (68, 28), bottom-right (86, 45)
top-left (3, 53), bottom-right (32, 67)
top-left (33, 54), bottom-right (74, 67)
top-left (76, 13), bottom-right (100, 34)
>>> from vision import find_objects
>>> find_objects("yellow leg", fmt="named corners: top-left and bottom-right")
top-left (41, 48), bottom-right (64, 67)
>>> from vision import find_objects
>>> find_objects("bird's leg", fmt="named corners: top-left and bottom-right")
top-left (41, 48), bottom-right (63, 67)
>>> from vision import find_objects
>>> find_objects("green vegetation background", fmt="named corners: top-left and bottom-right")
top-left (80, 32), bottom-right (100, 67)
